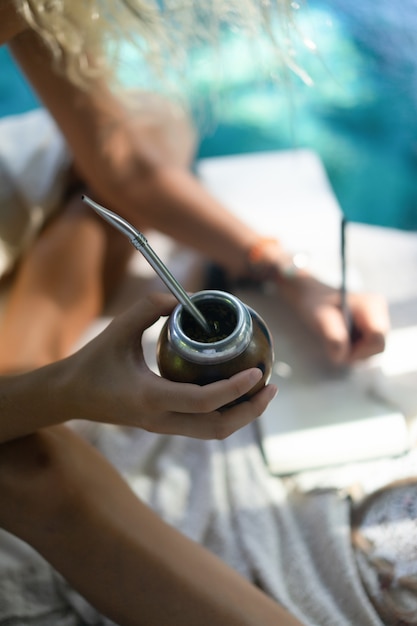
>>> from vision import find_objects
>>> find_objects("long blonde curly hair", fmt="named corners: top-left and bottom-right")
top-left (15, 0), bottom-right (309, 88)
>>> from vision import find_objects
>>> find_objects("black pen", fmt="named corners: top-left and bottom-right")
top-left (340, 216), bottom-right (361, 344)
top-left (340, 215), bottom-right (351, 329)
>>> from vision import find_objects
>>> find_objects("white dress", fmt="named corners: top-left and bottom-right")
top-left (1, 416), bottom-right (417, 626)
top-left (0, 109), bottom-right (71, 278)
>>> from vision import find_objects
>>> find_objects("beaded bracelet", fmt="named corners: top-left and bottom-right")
top-left (248, 237), bottom-right (278, 265)
top-left (247, 237), bottom-right (308, 284)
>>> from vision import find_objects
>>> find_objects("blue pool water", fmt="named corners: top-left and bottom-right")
top-left (1, 0), bottom-right (417, 230)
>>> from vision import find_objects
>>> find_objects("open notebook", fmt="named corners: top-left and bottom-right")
top-left (197, 150), bottom-right (416, 475)
top-left (235, 287), bottom-right (413, 474)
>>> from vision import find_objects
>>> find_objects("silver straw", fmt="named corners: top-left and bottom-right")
top-left (82, 195), bottom-right (211, 334)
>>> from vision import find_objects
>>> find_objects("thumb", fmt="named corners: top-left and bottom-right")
top-left (112, 292), bottom-right (178, 337)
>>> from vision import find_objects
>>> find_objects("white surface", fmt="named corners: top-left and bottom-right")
top-left (198, 149), bottom-right (345, 288)
top-left (197, 149), bottom-right (417, 474)
top-left (233, 286), bottom-right (413, 474)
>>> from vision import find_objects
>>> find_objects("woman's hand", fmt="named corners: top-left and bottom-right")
top-left (239, 237), bottom-right (389, 366)
top-left (280, 274), bottom-right (389, 365)
top-left (62, 293), bottom-right (277, 439)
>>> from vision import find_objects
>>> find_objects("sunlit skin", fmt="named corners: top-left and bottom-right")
top-left (0, 1), bottom-right (389, 371)
top-left (0, 5), bottom-right (299, 625)
top-left (0, 1), bottom-right (389, 624)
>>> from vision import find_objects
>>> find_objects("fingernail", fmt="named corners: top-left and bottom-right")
top-left (249, 368), bottom-right (263, 384)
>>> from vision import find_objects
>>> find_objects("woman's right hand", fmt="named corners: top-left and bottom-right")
top-left (61, 293), bottom-right (277, 439)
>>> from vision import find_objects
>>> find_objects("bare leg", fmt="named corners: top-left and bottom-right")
top-left (0, 93), bottom-right (197, 374)
top-left (0, 426), bottom-right (303, 626)
top-left (0, 190), bottom-right (132, 372)
top-left (0, 92), bottom-right (195, 373)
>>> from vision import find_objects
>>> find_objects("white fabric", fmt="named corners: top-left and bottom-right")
top-left (3, 418), bottom-right (417, 625)
top-left (0, 422), bottom-right (380, 626)
top-left (0, 121), bottom-right (416, 625)
top-left (0, 109), bottom-right (71, 277)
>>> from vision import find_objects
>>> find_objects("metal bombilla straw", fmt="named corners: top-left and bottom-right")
top-left (82, 195), bottom-right (211, 334)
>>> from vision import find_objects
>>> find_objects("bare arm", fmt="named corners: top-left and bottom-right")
top-left (9, 29), bottom-right (259, 275)
top-left (9, 26), bottom-right (389, 364)
top-left (0, 294), bottom-right (276, 444)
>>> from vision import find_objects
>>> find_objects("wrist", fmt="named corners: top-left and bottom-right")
top-left (245, 237), bottom-right (310, 286)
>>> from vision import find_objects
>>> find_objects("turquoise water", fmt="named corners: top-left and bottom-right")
top-left (1, 0), bottom-right (417, 230)
top-left (0, 47), bottom-right (40, 116)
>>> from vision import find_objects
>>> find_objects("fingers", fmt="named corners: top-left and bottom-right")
top-left (349, 293), bottom-right (389, 362)
top-left (313, 293), bottom-right (389, 365)
top-left (149, 383), bottom-right (278, 440)
top-left (313, 305), bottom-right (350, 365)
top-left (111, 292), bottom-right (178, 337)
top-left (137, 368), bottom-right (277, 439)
top-left (145, 368), bottom-right (265, 415)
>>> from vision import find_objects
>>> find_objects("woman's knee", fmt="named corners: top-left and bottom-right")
top-left (0, 426), bottom-right (92, 539)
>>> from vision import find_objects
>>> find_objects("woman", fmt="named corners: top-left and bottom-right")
top-left (0, 1), bottom-right (393, 624)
